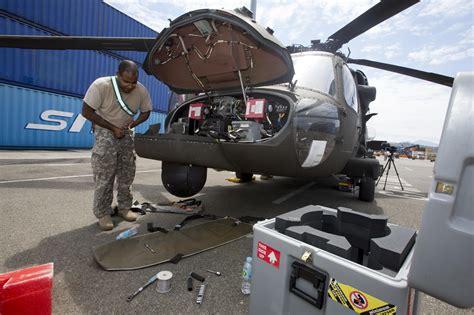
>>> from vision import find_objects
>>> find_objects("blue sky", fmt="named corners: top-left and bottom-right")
top-left (105, 0), bottom-right (473, 144)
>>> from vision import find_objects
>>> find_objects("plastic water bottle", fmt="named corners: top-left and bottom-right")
top-left (241, 256), bottom-right (252, 295)
top-left (116, 227), bottom-right (138, 240)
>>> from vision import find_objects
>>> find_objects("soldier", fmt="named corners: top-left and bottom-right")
top-left (82, 60), bottom-right (152, 230)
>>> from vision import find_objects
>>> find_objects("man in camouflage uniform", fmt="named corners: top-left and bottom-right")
top-left (82, 60), bottom-right (152, 230)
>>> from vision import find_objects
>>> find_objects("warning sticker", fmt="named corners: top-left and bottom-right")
top-left (327, 278), bottom-right (397, 314)
top-left (256, 241), bottom-right (280, 268)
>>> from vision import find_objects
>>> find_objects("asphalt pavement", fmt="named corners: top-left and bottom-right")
top-left (0, 150), bottom-right (471, 314)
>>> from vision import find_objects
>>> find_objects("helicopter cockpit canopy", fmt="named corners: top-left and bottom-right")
top-left (144, 8), bottom-right (294, 94)
top-left (291, 52), bottom-right (337, 97)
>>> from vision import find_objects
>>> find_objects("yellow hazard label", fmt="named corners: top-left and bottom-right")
top-left (327, 278), bottom-right (397, 314)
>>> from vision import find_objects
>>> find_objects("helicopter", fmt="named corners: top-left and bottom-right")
top-left (0, 0), bottom-right (455, 202)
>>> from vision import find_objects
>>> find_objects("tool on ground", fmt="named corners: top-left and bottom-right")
top-left (158, 198), bottom-right (202, 207)
top-left (206, 269), bottom-right (221, 276)
top-left (187, 276), bottom-right (193, 291)
top-left (131, 199), bottom-right (203, 215)
top-left (190, 272), bottom-right (205, 282)
top-left (145, 243), bottom-right (156, 253)
top-left (196, 284), bottom-right (206, 305)
top-left (126, 273), bottom-right (158, 302)
top-left (155, 271), bottom-right (173, 293)
top-left (129, 202), bottom-right (146, 215)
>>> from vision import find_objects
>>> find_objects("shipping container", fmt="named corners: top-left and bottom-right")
top-left (0, 14), bottom-right (170, 112)
top-left (0, 83), bottom-right (165, 149)
top-left (0, 0), bottom-right (159, 63)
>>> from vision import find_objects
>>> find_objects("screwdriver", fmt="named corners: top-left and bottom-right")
top-left (206, 269), bottom-right (221, 276)
top-left (127, 273), bottom-right (158, 302)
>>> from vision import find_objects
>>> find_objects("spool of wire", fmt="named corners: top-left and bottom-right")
top-left (156, 271), bottom-right (173, 293)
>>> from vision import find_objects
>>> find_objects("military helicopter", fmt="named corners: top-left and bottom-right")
top-left (0, 0), bottom-right (454, 202)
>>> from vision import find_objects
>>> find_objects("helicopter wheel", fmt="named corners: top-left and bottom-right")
top-left (359, 177), bottom-right (375, 202)
top-left (235, 172), bottom-right (254, 183)
top-left (161, 162), bottom-right (207, 197)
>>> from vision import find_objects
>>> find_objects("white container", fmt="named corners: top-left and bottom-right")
top-left (249, 206), bottom-right (418, 315)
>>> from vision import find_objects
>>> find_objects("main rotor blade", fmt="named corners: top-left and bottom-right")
top-left (347, 58), bottom-right (454, 87)
top-left (328, 0), bottom-right (419, 51)
top-left (0, 35), bottom-right (156, 51)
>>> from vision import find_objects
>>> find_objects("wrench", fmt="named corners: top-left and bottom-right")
top-left (206, 269), bottom-right (221, 276)
top-left (144, 243), bottom-right (156, 253)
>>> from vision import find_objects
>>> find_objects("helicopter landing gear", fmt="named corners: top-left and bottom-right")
top-left (358, 177), bottom-right (375, 202)
top-left (235, 172), bottom-right (254, 183)
top-left (161, 162), bottom-right (207, 197)
top-left (235, 172), bottom-right (254, 182)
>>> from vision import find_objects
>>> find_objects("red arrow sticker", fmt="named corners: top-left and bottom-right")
top-left (257, 241), bottom-right (280, 268)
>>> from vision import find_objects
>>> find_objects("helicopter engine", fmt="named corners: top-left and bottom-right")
top-left (157, 93), bottom-right (291, 197)
top-left (168, 94), bottom-right (290, 142)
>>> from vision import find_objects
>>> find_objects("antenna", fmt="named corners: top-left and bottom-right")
top-left (250, 0), bottom-right (257, 19)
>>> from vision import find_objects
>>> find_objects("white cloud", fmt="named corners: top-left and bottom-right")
top-left (460, 25), bottom-right (474, 46)
top-left (366, 72), bottom-right (451, 143)
top-left (384, 44), bottom-right (401, 59)
top-left (361, 45), bottom-right (382, 53)
top-left (361, 44), bottom-right (401, 59)
top-left (420, 0), bottom-right (473, 18)
top-left (444, 23), bottom-right (469, 34)
top-left (407, 25), bottom-right (474, 66)
top-left (105, 0), bottom-right (168, 31)
top-left (408, 45), bottom-right (474, 65)
top-left (106, 0), bottom-right (253, 31)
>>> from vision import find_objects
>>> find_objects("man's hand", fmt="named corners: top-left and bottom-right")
top-left (112, 126), bottom-right (126, 139)
top-left (129, 111), bottom-right (151, 130)
top-left (128, 120), bottom-right (136, 129)
top-left (82, 103), bottom-right (124, 137)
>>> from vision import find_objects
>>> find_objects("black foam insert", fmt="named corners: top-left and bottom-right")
top-left (370, 225), bottom-right (417, 271)
top-left (285, 225), bottom-right (357, 261)
top-left (274, 205), bottom-right (416, 272)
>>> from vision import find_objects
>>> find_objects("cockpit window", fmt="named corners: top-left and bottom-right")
top-left (292, 55), bottom-right (336, 96)
top-left (342, 65), bottom-right (359, 112)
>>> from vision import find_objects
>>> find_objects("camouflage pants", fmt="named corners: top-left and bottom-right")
top-left (91, 126), bottom-right (136, 218)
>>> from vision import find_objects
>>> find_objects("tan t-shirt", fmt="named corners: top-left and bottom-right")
top-left (83, 76), bottom-right (153, 128)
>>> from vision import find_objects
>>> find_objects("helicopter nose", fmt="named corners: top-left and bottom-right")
top-left (294, 99), bottom-right (340, 168)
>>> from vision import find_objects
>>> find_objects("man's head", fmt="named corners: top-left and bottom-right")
top-left (116, 60), bottom-right (139, 93)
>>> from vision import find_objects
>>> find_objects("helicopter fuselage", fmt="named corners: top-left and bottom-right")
top-left (135, 52), bottom-right (379, 198)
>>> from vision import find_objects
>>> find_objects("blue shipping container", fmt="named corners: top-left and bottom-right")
top-left (0, 14), bottom-right (170, 112)
top-left (0, 0), bottom-right (159, 63)
top-left (0, 83), bottom-right (166, 149)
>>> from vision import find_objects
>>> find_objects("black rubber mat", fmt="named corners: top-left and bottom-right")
top-left (93, 218), bottom-right (253, 270)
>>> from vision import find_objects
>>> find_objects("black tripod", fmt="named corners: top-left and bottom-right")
top-left (376, 153), bottom-right (404, 191)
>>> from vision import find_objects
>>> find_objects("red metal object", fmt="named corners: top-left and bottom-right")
top-left (188, 102), bottom-right (206, 120)
top-left (0, 263), bottom-right (54, 315)
top-left (245, 98), bottom-right (266, 119)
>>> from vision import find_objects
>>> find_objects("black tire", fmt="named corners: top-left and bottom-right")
top-left (359, 178), bottom-right (375, 202)
top-left (235, 172), bottom-right (253, 182)
top-left (161, 162), bottom-right (207, 197)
